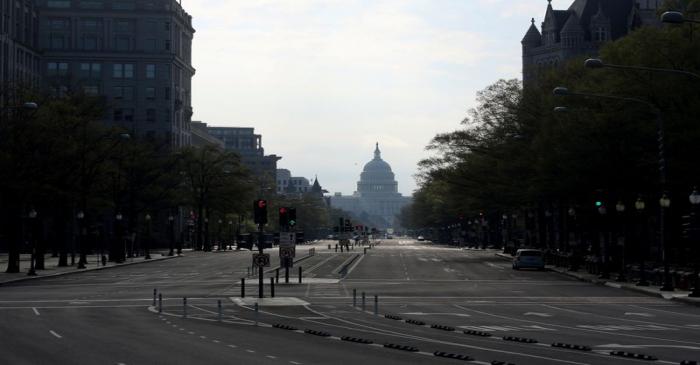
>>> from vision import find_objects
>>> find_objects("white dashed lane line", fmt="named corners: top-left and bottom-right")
top-left (49, 330), bottom-right (62, 339)
top-left (266, 355), bottom-right (277, 359)
top-left (32, 307), bottom-right (40, 315)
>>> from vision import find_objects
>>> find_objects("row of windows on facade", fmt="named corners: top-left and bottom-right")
top-left (111, 107), bottom-right (169, 123)
top-left (46, 0), bottom-right (153, 11)
top-left (47, 33), bottom-right (178, 53)
top-left (542, 26), bottom-right (610, 47)
top-left (0, 4), bottom-right (38, 46)
top-left (278, 179), bottom-right (306, 186)
top-left (277, 186), bottom-right (309, 192)
top-left (47, 62), bottom-right (165, 80)
top-left (47, 18), bottom-right (172, 33)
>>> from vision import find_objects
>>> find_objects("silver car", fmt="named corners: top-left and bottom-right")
top-left (512, 249), bottom-right (545, 270)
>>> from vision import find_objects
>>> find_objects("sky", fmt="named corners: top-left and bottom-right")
top-left (187, 0), bottom-right (571, 196)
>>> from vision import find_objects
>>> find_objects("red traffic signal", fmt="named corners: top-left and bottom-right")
top-left (258, 200), bottom-right (267, 209)
top-left (279, 207), bottom-right (287, 214)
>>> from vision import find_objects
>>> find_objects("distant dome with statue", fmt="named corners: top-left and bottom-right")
top-left (330, 143), bottom-right (411, 229)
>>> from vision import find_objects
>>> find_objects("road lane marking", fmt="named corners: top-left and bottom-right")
top-left (400, 312), bottom-right (470, 317)
top-left (524, 312), bottom-right (552, 317)
top-left (266, 355), bottom-right (277, 359)
top-left (32, 307), bottom-right (39, 316)
top-left (228, 344), bottom-right (237, 348)
top-left (246, 349), bottom-right (255, 353)
top-left (596, 343), bottom-right (700, 350)
top-left (49, 330), bottom-right (62, 339)
top-left (289, 362), bottom-right (301, 365)
top-left (625, 312), bottom-right (653, 317)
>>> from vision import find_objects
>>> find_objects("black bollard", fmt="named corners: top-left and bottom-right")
top-left (153, 288), bottom-right (157, 306)
top-left (270, 277), bottom-right (275, 298)
top-left (241, 278), bottom-right (245, 298)
top-left (275, 268), bottom-right (279, 283)
top-left (158, 293), bottom-right (162, 313)
top-left (298, 266), bottom-right (302, 283)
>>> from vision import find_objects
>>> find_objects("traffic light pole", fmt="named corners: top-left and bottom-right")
top-left (258, 222), bottom-right (264, 298)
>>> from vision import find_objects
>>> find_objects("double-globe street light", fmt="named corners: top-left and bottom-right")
top-left (661, 11), bottom-right (700, 25)
top-left (635, 197), bottom-right (650, 286)
top-left (615, 201), bottom-right (627, 282)
top-left (27, 209), bottom-right (38, 276)
top-left (553, 86), bottom-right (674, 290)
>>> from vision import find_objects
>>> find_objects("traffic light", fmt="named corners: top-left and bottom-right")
top-left (279, 207), bottom-right (289, 227)
top-left (254, 200), bottom-right (267, 225)
top-left (288, 208), bottom-right (297, 227)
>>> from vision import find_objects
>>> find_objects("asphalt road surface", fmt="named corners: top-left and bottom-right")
top-left (1, 239), bottom-right (699, 365)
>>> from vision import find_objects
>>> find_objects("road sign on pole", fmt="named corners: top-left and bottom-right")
top-left (252, 253), bottom-right (270, 268)
top-left (279, 246), bottom-right (295, 259)
top-left (279, 232), bottom-right (296, 248)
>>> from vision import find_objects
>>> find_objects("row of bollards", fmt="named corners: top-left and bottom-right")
top-left (352, 289), bottom-right (378, 316)
top-left (239, 267), bottom-right (303, 299)
top-left (154, 288), bottom-right (227, 322)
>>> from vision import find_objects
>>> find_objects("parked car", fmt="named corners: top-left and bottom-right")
top-left (417, 235), bottom-right (425, 241)
top-left (512, 249), bottom-right (545, 270)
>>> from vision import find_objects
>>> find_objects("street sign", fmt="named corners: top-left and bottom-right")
top-left (279, 232), bottom-right (296, 248)
top-left (279, 246), bottom-right (296, 259)
top-left (252, 253), bottom-right (270, 268)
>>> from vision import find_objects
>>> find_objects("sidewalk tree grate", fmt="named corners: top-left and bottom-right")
top-left (304, 329), bottom-right (331, 337)
top-left (433, 351), bottom-right (473, 361)
top-left (272, 324), bottom-right (298, 331)
top-left (551, 342), bottom-right (591, 351)
top-left (610, 351), bottom-right (657, 361)
top-left (502, 336), bottom-right (537, 344)
top-left (464, 330), bottom-right (492, 337)
top-left (341, 336), bottom-right (373, 344)
top-left (430, 324), bottom-right (456, 331)
top-left (405, 319), bottom-right (426, 326)
top-left (383, 343), bottom-right (419, 352)
top-left (384, 314), bottom-right (402, 321)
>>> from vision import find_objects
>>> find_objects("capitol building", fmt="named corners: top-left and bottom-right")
top-left (330, 143), bottom-right (412, 230)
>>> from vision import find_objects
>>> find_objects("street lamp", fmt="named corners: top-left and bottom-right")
top-left (584, 58), bottom-right (700, 81)
top-left (144, 214), bottom-right (152, 260)
top-left (27, 209), bottom-right (38, 276)
top-left (217, 218), bottom-right (223, 251)
top-left (689, 188), bottom-right (700, 297)
top-left (114, 213), bottom-right (124, 263)
top-left (76, 211), bottom-right (86, 269)
top-left (615, 201), bottom-right (627, 282)
top-left (635, 197), bottom-right (649, 286)
top-left (598, 203), bottom-right (610, 279)
top-left (659, 193), bottom-right (674, 291)
top-left (661, 11), bottom-right (700, 25)
top-left (568, 207), bottom-right (579, 271)
top-left (167, 215), bottom-right (175, 256)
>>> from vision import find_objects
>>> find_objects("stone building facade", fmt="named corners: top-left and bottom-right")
top-left (0, 0), bottom-right (41, 107)
top-left (330, 143), bottom-right (411, 230)
top-left (34, 0), bottom-right (196, 147)
top-left (522, 0), bottom-right (662, 82)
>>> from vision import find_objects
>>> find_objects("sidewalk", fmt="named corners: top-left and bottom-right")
top-left (495, 252), bottom-right (700, 307)
top-left (0, 250), bottom-right (181, 286)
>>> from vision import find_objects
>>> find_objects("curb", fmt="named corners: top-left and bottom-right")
top-left (0, 254), bottom-right (180, 286)
top-left (495, 253), bottom-right (700, 307)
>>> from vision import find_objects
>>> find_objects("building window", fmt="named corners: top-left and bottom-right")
top-left (145, 64), bottom-right (155, 79)
top-left (48, 19), bottom-right (69, 30)
top-left (47, 62), bottom-right (69, 76)
top-left (112, 1), bottom-right (135, 10)
top-left (165, 22), bottom-right (170, 31)
top-left (145, 87), bottom-right (155, 100)
top-left (164, 87), bottom-right (170, 100)
top-left (82, 85), bottom-right (99, 96)
top-left (113, 109), bottom-right (123, 121)
top-left (165, 40), bottom-right (171, 51)
top-left (79, 63), bottom-right (101, 78)
top-left (146, 109), bottom-right (156, 122)
top-left (123, 108), bottom-right (134, 121)
top-left (47, 1), bottom-right (71, 8)
top-left (114, 20), bottom-right (132, 33)
top-left (82, 36), bottom-right (100, 50)
top-left (80, 1), bottom-right (103, 9)
top-left (112, 86), bottom-right (133, 100)
top-left (81, 19), bottom-right (102, 31)
top-left (145, 39), bottom-right (156, 51)
top-left (113, 63), bottom-right (134, 78)
top-left (115, 36), bottom-right (131, 51)
top-left (50, 35), bottom-right (66, 49)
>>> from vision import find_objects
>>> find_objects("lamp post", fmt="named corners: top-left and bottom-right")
top-left (615, 201), bottom-right (627, 282)
top-left (217, 219), bottom-right (223, 251)
top-left (228, 220), bottom-right (233, 250)
top-left (689, 188), bottom-right (700, 297)
top-left (27, 209), bottom-right (38, 276)
top-left (661, 11), bottom-right (700, 25)
top-left (635, 197), bottom-right (649, 286)
top-left (554, 87), bottom-right (670, 288)
top-left (77, 211), bottom-right (86, 269)
top-left (114, 213), bottom-right (124, 263)
top-left (568, 207), bottom-right (579, 271)
top-left (598, 203), bottom-right (610, 279)
top-left (204, 217), bottom-right (210, 251)
top-left (168, 215), bottom-right (175, 256)
top-left (659, 193), bottom-right (673, 291)
top-left (144, 214), bottom-right (152, 260)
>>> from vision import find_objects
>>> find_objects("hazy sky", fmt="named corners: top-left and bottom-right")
top-left (188, 0), bottom-right (570, 196)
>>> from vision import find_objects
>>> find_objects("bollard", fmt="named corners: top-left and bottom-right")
top-left (374, 295), bottom-right (378, 316)
top-left (153, 288), bottom-right (157, 306)
top-left (353, 289), bottom-right (357, 307)
top-left (298, 266), bottom-right (302, 284)
top-left (218, 299), bottom-right (222, 322)
top-left (254, 302), bottom-right (259, 326)
top-left (275, 268), bottom-right (279, 283)
top-left (270, 277), bottom-right (275, 298)
top-left (158, 293), bottom-right (162, 313)
top-left (183, 297), bottom-right (187, 318)
top-left (362, 292), bottom-right (366, 311)
top-left (328, 244), bottom-right (331, 250)
top-left (364, 247), bottom-right (367, 255)
top-left (335, 244), bottom-right (338, 252)
top-left (241, 278), bottom-right (246, 298)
